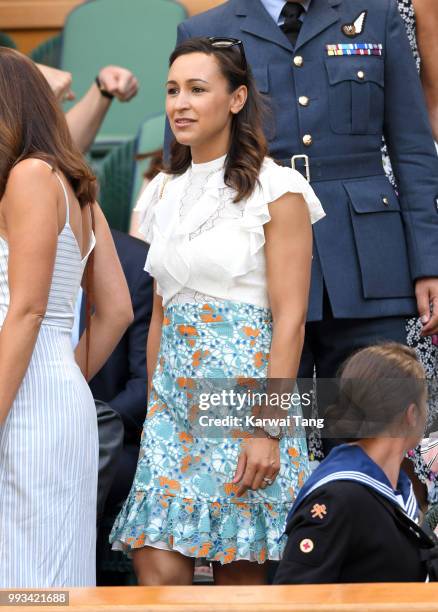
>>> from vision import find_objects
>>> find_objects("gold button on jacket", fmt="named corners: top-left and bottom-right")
top-left (303, 134), bottom-right (313, 146)
top-left (293, 56), bottom-right (304, 67)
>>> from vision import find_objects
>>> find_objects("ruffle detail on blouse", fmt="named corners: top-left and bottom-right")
top-left (229, 158), bottom-right (326, 277)
top-left (258, 158), bottom-right (326, 226)
top-left (136, 158), bottom-right (325, 304)
top-left (109, 489), bottom-right (291, 564)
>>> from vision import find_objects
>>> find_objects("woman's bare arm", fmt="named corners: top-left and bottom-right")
top-left (75, 203), bottom-right (133, 379)
top-left (0, 160), bottom-right (59, 424)
top-left (413, 0), bottom-right (438, 141)
top-left (265, 192), bottom-right (312, 380)
top-left (234, 192), bottom-right (313, 495)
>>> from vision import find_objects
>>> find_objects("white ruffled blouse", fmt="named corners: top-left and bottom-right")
top-left (136, 155), bottom-right (325, 309)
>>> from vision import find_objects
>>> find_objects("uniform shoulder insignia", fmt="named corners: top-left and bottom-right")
top-left (342, 10), bottom-right (367, 37)
top-left (299, 538), bottom-right (314, 553)
top-left (310, 503), bottom-right (327, 519)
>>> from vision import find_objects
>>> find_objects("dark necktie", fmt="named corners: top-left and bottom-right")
top-left (280, 1), bottom-right (304, 46)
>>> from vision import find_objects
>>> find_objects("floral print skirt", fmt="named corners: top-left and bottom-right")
top-left (110, 300), bottom-right (310, 564)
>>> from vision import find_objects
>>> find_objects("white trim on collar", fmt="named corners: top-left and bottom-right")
top-left (304, 470), bottom-right (418, 520)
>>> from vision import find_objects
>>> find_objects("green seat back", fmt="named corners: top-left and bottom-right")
top-left (0, 32), bottom-right (17, 49)
top-left (97, 138), bottom-right (136, 231)
top-left (30, 34), bottom-right (62, 67)
top-left (131, 113), bottom-right (166, 211)
top-left (61, 0), bottom-right (186, 144)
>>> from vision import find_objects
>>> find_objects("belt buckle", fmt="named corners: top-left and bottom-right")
top-left (291, 154), bottom-right (310, 182)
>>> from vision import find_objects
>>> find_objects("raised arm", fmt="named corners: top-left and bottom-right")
top-left (65, 66), bottom-right (139, 153)
top-left (36, 64), bottom-right (75, 102)
top-left (0, 160), bottom-right (59, 424)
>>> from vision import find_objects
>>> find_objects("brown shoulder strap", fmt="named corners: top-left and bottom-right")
top-left (84, 202), bottom-right (95, 380)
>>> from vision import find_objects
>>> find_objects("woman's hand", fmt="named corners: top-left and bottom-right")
top-left (232, 436), bottom-right (280, 496)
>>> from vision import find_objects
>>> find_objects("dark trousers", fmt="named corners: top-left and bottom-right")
top-left (298, 291), bottom-right (407, 379)
top-left (299, 294), bottom-right (407, 452)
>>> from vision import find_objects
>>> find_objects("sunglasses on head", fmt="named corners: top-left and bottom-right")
top-left (207, 37), bottom-right (248, 72)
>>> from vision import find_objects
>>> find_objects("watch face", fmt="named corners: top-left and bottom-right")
top-left (265, 424), bottom-right (281, 439)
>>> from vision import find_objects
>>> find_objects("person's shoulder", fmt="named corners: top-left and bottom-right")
top-left (181, 0), bottom-right (235, 31)
top-left (260, 156), bottom-right (286, 175)
top-left (314, 480), bottom-right (375, 501)
top-left (258, 156), bottom-right (311, 199)
top-left (254, 157), bottom-right (325, 223)
top-left (4, 158), bottom-right (59, 205)
top-left (7, 157), bottom-right (55, 185)
top-left (341, 0), bottom-right (393, 20)
top-left (135, 171), bottom-right (167, 210)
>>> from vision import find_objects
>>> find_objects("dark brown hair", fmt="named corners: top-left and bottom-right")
top-left (166, 37), bottom-right (268, 203)
top-left (327, 343), bottom-right (427, 439)
top-left (0, 47), bottom-right (96, 206)
top-left (136, 148), bottom-right (164, 181)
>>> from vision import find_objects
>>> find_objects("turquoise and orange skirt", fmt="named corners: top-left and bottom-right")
top-left (110, 300), bottom-right (310, 564)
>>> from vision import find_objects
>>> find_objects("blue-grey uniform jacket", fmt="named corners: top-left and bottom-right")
top-left (167, 0), bottom-right (438, 321)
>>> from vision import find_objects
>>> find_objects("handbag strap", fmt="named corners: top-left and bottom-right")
top-left (84, 202), bottom-right (95, 380)
top-left (159, 174), bottom-right (170, 200)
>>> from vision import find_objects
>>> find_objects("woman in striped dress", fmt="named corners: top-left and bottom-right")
top-left (0, 48), bottom-right (133, 588)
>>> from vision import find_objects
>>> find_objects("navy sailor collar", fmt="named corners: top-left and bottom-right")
top-left (288, 444), bottom-right (418, 522)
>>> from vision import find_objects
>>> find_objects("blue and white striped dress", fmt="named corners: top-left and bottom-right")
top-left (0, 166), bottom-right (98, 587)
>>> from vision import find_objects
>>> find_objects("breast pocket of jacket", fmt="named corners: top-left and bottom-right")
top-left (325, 58), bottom-right (384, 135)
top-left (344, 178), bottom-right (414, 299)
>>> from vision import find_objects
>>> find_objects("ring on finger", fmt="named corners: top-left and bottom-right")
top-left (263, 477), bottom-right (273, 486)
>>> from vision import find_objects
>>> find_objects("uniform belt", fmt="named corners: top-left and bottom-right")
top-left (280, 152), bottom-right (385, 182)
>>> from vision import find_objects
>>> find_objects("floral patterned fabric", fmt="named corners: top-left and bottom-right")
top-left (110, 300), bottom-right (310, 564)
top-left (386, 0), bottom-right (438, 487)
top-left (308, 0), bottom-right (438, 486)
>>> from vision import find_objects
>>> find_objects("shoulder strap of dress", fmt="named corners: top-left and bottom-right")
top-left (159, 174), bottom-right (171, 200)
top-left (39, 159), bottom-right (70, 224)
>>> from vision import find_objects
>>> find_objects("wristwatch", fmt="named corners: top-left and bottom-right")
top-left (95, 76), bottom-right (114, 100)
top-left (260, 423), bottom-right (283, 440)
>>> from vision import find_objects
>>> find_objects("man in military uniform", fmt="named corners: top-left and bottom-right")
top-left (165, 0), bottom-right (438, 383)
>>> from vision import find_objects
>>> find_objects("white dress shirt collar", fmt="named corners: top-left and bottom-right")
top-left (260, 0), bottom-right (312, 25)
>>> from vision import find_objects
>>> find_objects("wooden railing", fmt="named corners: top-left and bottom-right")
top-left (3, 584), bottom-right (438, 612)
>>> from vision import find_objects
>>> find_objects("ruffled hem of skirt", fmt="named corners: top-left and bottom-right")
top-left (109, 489), bottom-right (292, 565)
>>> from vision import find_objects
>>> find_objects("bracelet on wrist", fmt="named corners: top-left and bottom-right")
top-left (95, 76), bottom-right (114, 100)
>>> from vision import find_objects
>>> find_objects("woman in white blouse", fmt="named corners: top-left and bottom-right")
top-left (110, 36), bottom-right (325, 586)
